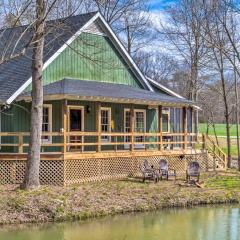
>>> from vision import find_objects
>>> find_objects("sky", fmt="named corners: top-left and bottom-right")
top-left (149, 0), bottom-right (176, 10)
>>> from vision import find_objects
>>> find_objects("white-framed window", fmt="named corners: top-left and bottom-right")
top-left (124, 109), bottom-right (146, 147)
top-left (101, 107), bottom-right (111, 142)
top-left (42, 104), bottom-right (52, 143)
top-left (134, 110), bottom-right (146, 144)
top-left (124, 109), bottom-right (131, 143)
top-left (162, 107), bottom-right (170, 133)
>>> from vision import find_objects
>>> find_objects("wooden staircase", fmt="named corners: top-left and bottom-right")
top-left (202, 134), bottom-right (227, 170)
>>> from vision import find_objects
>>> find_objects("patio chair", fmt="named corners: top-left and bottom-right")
top-left (159, 159), bottom-right (176, 181)
top-left (186, 161), bottom-right (200, 182)
top-left (140, 160), bottom-right (159, 183)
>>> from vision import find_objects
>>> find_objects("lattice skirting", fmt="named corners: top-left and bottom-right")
top-left (0, 153), bottom-right (210, 186)
top-left (64, 153), bottom-right (210, 185)
top-left (0, 160), bottom-right (64, 185)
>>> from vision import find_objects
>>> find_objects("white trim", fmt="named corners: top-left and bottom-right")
top-left (6, 13), bottom-right (100, 105)
top-left (146, 77), bottom-right (185, 99)
top-left (67, 105), bottom-right (84, 132)
top-left (98, 14), bottom-right (153, 92)
top-left (7, 12), bottom-right (153, 104)
top-left (124, 108), bottom-right (146, 149)
top-left (147, 77), bottom-right (201, 110)
top-left (67, 105), bottom-right (84, 151)
top-left (134, 109), bottom-right (146, 149)
top-left (82, 29), bottom-right (107, 36)
top-left (42, 104), bottom-right (52, 144)
top-left (100, 107), bottom-right (111, 142)
top-left (162, 107), bottom-right (170, 133)
top-left (124, 108), bottom-right (131, 149)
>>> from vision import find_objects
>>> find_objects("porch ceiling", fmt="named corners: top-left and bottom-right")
top-left (18, 78), bottom-right (195, 107)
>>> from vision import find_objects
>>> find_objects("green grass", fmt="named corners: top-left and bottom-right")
top-left (206, 175), bottom-right (240, 189)
top-left (199, 123), bottom-right (239, 136)
top-left (221, 146), bottom-right (238, 157)
top-left (199, 123), bottom-right (240, 157)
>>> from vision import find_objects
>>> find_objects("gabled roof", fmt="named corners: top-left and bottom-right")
top-left (0, 12), bottom-right (153, 105)
top-left (147, 77), bottom-right (200, 109)
top-left (146, 77), bottom-right (185, 99)
top-left (19, 78), bottom-right (194, 106)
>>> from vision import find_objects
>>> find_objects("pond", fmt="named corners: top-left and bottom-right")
top-left (1, 205), bottom-right (240, 240)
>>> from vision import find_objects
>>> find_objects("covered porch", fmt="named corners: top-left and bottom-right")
top-left (0, 79), bottom-right (198, 155)
top-left (0, 79), bottom-right (206, 185)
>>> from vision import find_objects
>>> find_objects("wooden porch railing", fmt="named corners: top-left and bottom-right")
top-left (0, 132), bottom-right (197, 154)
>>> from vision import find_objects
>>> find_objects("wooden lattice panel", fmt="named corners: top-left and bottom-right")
top-left (0, 152), bottom-right (210, 186)
top-left (40, 160), bottom-right (64, 185)
top-left (0, 160), bottom-right (26, 184)
top-left (64, 157), bottom-right (136, 184)
top-left (64, 159), bottom-right (100, 184)
top-left (64, 153), bottom-right (209, 185)
top-left (0, 160), bottom-right (64, 185)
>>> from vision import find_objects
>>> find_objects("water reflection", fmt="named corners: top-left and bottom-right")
top-left (0, 205), bottom-right (239, 240)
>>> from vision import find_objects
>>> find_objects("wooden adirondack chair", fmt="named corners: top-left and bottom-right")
top-left (186, 161), bottom-right (200, 182)
top-left (140, 160), bottom-right (159, 183)
top-left (159, 159), bottom-right (176, 180)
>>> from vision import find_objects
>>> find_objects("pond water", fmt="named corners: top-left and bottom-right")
top-left (1, 205), bottom-right (240, 240)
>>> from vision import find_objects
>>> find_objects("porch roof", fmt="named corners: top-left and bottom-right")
top-left (19, 79), bottom-right (195, 107)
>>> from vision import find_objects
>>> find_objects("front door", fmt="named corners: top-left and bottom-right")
top-left (68, 106), bottom-right (84, 151)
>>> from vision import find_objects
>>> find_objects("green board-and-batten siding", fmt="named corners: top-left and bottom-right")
top-left (25, 32), bottom-right (143, 92)
top-left (0, 100), bottom-right (159, 152)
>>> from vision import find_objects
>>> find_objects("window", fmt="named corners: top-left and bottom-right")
top-left (124, 110), bottom-right (131, 143)
top-left (162, 108), bottom-right (170, 133)
top-left (42, 104), bottom-right (52, 143)
top-left (134, 110), bottom-right (145, 143)
top-left (101, 107), bottom-right (111, 142)
top-left (124, 109), bottom-right (146, 145)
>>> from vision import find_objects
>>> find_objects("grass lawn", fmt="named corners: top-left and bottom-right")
top-left (199, 123), bottom-right (240, 157)
top-left (0, 171), bottom-right (239, 225)
top-left (199, 123), bottom-right (239, 136)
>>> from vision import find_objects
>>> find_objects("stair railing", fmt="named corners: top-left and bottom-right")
top-left (202, 134), bottom-right (227, 170)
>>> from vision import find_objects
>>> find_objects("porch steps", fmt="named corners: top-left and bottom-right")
top-left (203, 134), bottom-right (227, 170)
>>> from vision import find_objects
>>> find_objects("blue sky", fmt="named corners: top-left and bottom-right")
top-left (149, 0), bottom-right (176, 10)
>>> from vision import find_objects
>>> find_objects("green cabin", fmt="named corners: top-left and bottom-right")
top-left (0, 12), bottom-right (203, 185)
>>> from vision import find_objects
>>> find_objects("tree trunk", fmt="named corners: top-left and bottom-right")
top-left (233, 58), bottom-right (240, 170)
top-left (21, 0), bottom-right (45, 190)
top-left (220, 68), bottom-right (231, 168)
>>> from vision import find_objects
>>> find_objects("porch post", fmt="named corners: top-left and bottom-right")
top-left (130, 105), bottom-right (134, 152)
top-left (96, 102), bottom-right (101, 152)
top-left (158, 105), bottom-right (163, 151)
top-left (63, 99), bottom-right (67, 154)
top-left (182, 107), bottom-right (187, 150)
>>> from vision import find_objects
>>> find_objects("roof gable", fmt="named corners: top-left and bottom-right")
top-left (39, 31), bottom-right (143, 89)
top-left (146, 77), bottom-right (185, 99)
top-left (0, 12), bottom-right (153, 105)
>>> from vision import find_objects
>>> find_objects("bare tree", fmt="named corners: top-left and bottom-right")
top-left (91, 0), bottom-right (152, 56)
top-left (158, 0), bottom-right (208, 102)
top-left (21, 0), bottom-right (46, 189)
top-left (201, 0), bottom-right (235, 168)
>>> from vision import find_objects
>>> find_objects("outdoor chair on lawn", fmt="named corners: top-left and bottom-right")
top-left (186, 161), bottom-right (200, 182)
top-left (140, 160), bottom-right (160, 183)
top-left (159, 159), bottom-right (176, 181)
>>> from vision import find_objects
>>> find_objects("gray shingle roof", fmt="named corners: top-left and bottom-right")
top-left (20, 79), bottom-right (194, 105)
top-left (0, 12), bottom-right (98, 104)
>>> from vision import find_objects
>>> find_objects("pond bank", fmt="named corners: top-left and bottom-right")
top-left (1, 171), bottom-right (240, 225)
